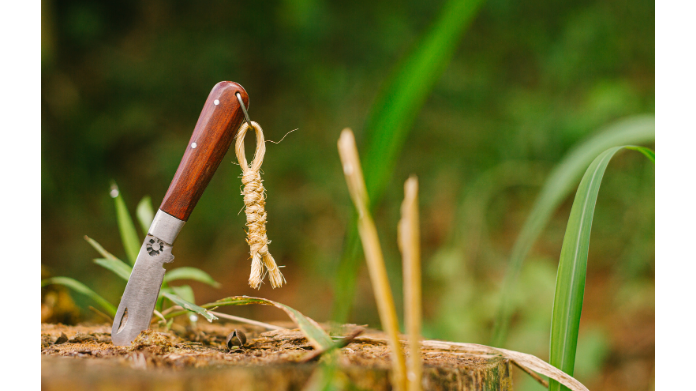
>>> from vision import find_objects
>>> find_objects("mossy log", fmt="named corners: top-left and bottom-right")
top-left (41, 323), bottom-right (512, 391)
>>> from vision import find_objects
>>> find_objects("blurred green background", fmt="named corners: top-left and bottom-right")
top-left (41, 0), bottom-right (654, 389)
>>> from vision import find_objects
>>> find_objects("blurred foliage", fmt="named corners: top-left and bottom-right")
top-left (41, 0), bottom-right (654, 389)
top-left (332, 0), bottom-right (484, 324)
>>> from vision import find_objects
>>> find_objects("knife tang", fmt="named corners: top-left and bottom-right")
top-left (160, 81), bottom-right (250, 222)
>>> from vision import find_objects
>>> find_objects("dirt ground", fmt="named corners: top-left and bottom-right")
top-left (41, 322), bottom-right (512, 391)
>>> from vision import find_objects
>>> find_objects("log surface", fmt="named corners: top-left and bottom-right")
top-left (41, 323), bottom-right (513, 391)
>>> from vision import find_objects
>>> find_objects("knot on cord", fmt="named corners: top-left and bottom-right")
top-left (235, 121), bottom-right (285, 289)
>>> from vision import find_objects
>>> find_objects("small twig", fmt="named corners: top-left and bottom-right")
top-left (399, 176), bottom-right (422, 391)
top-left (338, 129), bottom-right (407, 391)
top-left (512, 359), bottom-right (549, 388)
top-left (160, 305), bottom-right (182, 316)
top-left (301, 327), bottom-right (365, 363)
top-left (88, 306), bottom-right (113, 323)
top-left (208, 310), bottom-right (286, 330)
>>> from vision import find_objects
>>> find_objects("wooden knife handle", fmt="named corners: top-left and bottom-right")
top-left (160, 81), bottom-right (249, 221)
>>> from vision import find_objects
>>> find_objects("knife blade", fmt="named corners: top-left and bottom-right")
top-left (111, 81), bottom-right (249, 346)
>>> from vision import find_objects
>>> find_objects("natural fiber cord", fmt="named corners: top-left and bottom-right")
top-left (235, 121), bottom-right (285, 289)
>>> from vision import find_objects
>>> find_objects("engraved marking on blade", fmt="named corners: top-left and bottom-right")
top-left (147, 238), bottom-right (164, 256)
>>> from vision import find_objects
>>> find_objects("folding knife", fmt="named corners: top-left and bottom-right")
top-left (111, 81), bottom-right (249, 346)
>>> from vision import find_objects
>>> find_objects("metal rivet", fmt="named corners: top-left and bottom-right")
top-left (191, 142), bottom-right (197, 149)
top-left (214, 99), bottom-right (220, 105)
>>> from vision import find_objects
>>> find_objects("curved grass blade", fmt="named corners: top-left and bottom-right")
top-left (163, 267), bottom-right (221, 288)
top-left (41, 277), bottom-right (116, 316)
top-left (93, 258), bottom-right (132, 281)
top-left (110, 182), bottom-right (141, 265)
top-left (626, 146), bottom-right (655, 163)
top-left (202, 296), bottom-right (333, 350)
top-left (491, 115), bottom-right (655, 346)
top-left (548, 146), bottom-right (654, 391)
top-left (332, 0), bottom-right (485, 323)
top-left (136, 196), bottom-right (154, 235)
top-left (161, 292), bottom-right (216, 322)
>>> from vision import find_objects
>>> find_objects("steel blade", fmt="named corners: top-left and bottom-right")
top-left (111, 234), bottom-right (174, 346)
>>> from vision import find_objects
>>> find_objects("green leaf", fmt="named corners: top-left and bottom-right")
top-left (111, 182), bottom-right (141, 265)
top-left (626, 146), bottom-right (655, 163)
top-left (548, 146), bottom-right (654, 391)
top-left (332, 0), bottom-right (485, 323)
top-left (204, 296), bottom-right (333, 350)
top-left (158, 286), bottom-right (173, 299)
top-left (162, 292), bottom-right (216, 322)
top-left (171, 285), bottom-right (195, 304)
top-left (136, 196), bottom-right (155, 235)
top-left (491, 115), bottom-right (655, 346)
top-left (84, 236), bottom-right (120, 261)
top-left (93, 258), bottom-right (132, 281)
top-left (42, 277), bottom-right (116, 316)
top-left (163, 267), bottom-right (221, 288)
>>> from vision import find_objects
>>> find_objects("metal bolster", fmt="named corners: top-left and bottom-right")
top-left (149, 209), bottom-right (185, 245)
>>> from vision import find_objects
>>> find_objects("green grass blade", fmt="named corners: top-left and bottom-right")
top-left (111, 182), bottom-right (141, 265)
top-left (41, 277), bottom-right (116, 316)
top-left (93, 258), bottom-right (132, 281)
top-left (170, 285), bottom-right (195, 304)
top-left (626, 146), bottom-right (655, 163)
top-left (332, 0), bottom-right (485, 323)
top-left (202, 296), bottom-right (333, 350)
top-left (136, 196), bottom-right (155, 235)
top-left (548, 146), bottom-right (654, 390)
top-left (361, 0), bottom-right (485, 204)
top-left (163, 267), bottom-right (221, 288)
top-left (158, 286), bottom-right (173, 298)
top-left (491, 115), bottom-right (655, 346)
top-left (162, 292), bottom-right (216, 322)
top-left (331, 227), bottom-right (362, 321)
top-left (363, 0), bottom-right (483, 204)
top-left (84, 236), bottom-right (120, 261)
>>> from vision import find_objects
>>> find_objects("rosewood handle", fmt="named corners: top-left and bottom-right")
top-left (160, 81), bottom-right (249, 221)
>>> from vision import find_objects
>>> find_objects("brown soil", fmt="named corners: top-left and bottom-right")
top-left (41, 322), bottom-right (512, 391)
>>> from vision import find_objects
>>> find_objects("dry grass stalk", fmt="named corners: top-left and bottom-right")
top-left (207, 310), bottom-right (286, 331)
top-left (398, 176), bottom-right (422, 391)
top-left (337, 128), bottom-right (407, 391)
top-left (160, 305), bottom-right (285, 330)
